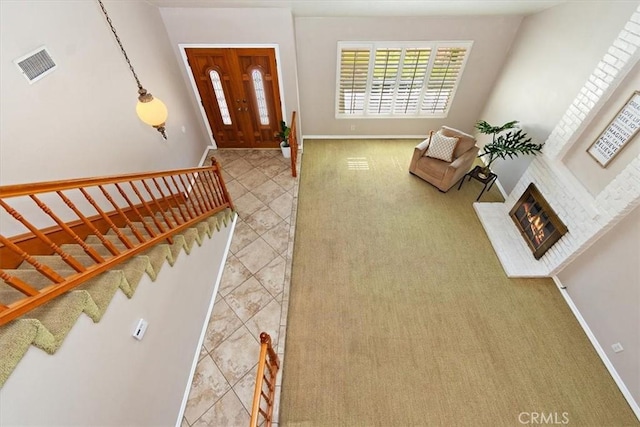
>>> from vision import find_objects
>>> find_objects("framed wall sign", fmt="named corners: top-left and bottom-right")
top-left (587, 90), bottom-right (640, 167)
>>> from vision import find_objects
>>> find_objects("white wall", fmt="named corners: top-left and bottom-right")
top-left (0, 217), bottom-right (234, 426)
top-left (159, 7), bottom-right (301, 146)
top-left (559, 205), bottom-right (640, 404)
top-left (0, 0), bottom-right (207, 186)
top-left (563, 61), bottom-right (640, 195)
top-left (477, 1), bottom-right (638, 193)
top-left (475, 0), bottom-right (640, 411)
top-left (294, 15), bottom-right (522, 137)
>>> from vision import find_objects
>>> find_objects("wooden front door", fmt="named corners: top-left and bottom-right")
top-left (185, 47), bottom-right (283, 149)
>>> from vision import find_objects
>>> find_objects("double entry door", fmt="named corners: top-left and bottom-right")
top-left (185, 47), bottom-right (283, 149)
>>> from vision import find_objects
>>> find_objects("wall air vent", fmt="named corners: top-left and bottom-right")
top-left (14, 47), bottom-right (57, 84)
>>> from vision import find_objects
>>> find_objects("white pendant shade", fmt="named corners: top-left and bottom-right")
top-left (136, 96), bottom-right (168, 127)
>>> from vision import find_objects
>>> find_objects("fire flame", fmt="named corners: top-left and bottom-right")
top-left (523, 202), bottom-right (546, 247)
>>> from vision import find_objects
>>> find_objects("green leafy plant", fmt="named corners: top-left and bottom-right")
top-left (475, 120), bottom-right (544, 169)
top-left (276, 120), bottom-right (291, 147)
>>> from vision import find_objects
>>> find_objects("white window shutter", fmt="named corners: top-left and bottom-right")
top-left (368, 48), bottom-right (401, 114)
top-left (394, 48), bottom-right (431, 114)
top-left (338, 48), bottom-right (370, 115)
top-left (337, 42), bottom-right (470, 118)
top-left (421, 46), bottom-right (468, 114)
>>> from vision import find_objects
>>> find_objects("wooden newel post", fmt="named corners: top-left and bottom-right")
top-left (210, 157), bottom-right (235, 211)
top-left (261, 332), bottom-right (280, 369)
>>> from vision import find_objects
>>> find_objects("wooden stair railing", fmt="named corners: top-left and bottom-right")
top-left (250, 332), bottom-right (280, 427)
top-left (288, 111), bottom-right (298, 178)
top-left (0, 158), bottom-right (233, 326)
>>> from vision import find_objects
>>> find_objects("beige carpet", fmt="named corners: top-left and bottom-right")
top-left (280, 139), bottom-right (638, 427)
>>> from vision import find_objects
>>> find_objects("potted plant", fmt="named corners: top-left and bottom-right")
top-left (276, 120), bottom-right (291, 158)
top-left (474, 120), bottom-right (544, 178)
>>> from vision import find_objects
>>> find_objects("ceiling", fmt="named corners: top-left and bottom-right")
top-left (145, 0), bottom-right (567, 17)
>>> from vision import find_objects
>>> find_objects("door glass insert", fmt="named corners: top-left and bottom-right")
top-left (251, 69), bottom-right (270, 125)
top-left (209, 70), bottom-right (232, 125)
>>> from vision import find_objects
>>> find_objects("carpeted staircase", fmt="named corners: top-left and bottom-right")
top-left (0, 206), bottom-right (234, 387)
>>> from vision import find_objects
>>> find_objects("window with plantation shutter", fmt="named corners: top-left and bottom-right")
top-left (395, 48), bottom-right (431, 114)
top-left (336, 42), bottom-right (471, 118)
top-left (369, 48), bottom-right (401, 114)
top-left (421, 46), bottom-right (468, 114)
top-left (338, 48), bottom-right (370, 115)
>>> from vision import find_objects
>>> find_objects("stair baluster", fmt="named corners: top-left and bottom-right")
top-left (169, 175), bottom-right (195, 220)
top-left (79, 188), bottom-right (134, 250)
top-left (289, 111), bottom-right (298, 178)
top-left (178, 174), bottom-right (203, 216)
top-left (151, 177), bottom-right (182, 226)
top-left (203, 170), bottom-right (223, 206)
top-left (187, 172), bottom-right (212, 212)
top-left (211, 158), bottom-right (235, 211)
top-left (98, 185), bottom-right (147, 244)
top-left (114, 182), bottom-right (159, 240)
top-left (140, 179), bottom-right (175, 230)
top-left (128, 181), bottom-right (172, 244)
top-left (0, 268), bottom-right (41, 296)
top-left (250, 332), bottom-right (280, 427)
top-left (30, 194), bottom-right (105, 264)
top-left (0, 236), bottom-right (64, 283)
top-left (0, 199), bottom-right (86, 273)
top-left (57, 191), bottom-right (121, 256)
top-left (0, 160), bottom-right (233, 325)
top-left (161, 176), bottom-right (189, 223)
top-left (196, 172), bottom-right (217, 209)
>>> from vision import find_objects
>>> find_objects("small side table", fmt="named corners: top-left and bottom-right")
top-left (458, 165), bottom-right (497, 201)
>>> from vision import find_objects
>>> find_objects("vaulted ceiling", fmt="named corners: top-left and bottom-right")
top-left (146, 0), bottom-right (566, 16)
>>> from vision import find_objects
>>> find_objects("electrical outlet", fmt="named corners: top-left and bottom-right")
top-left (133, 318), bottom-right (148, 340)
top-left (350, 124), bottom-right (356, 131)
top-left (611, 342), bottom-right (624, 353)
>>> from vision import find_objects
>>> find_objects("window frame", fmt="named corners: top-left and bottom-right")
top-left (335, 41), bottom-right (473, 119)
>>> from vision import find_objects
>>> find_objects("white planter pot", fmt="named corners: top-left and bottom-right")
top-left (280, 141), bottom-right (291, 158)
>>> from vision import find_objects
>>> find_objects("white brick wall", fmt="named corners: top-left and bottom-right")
top-left (477, 5), bottom-right (640, 277)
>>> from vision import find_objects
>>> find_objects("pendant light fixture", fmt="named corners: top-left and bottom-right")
top-left (97, 0), bottom-right (168, 139)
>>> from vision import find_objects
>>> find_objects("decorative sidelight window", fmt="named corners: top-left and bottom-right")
top-left (209, 70), bottom-right (232, 125)
top-left (251, 69), bottom-right (270, 125)
top-left (336, 41), bottom-right (472, 118)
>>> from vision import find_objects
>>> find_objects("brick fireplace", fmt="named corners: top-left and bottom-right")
top-left (509, 183), bottom-right (568, 260)
top-left (474, 11), bottom-right (640, 278)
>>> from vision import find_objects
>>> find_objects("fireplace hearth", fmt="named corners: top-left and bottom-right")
top-left (509, 183), bottom-right (568, 260)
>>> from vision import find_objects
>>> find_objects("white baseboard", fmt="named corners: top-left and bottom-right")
top-left (198, 145), bottom-right (216, 167)
top-left (552, 276), bottom-right (640, 421)
top-left (303, 134), bottom-right (426, 140)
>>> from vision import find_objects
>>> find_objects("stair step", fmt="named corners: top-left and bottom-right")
top-left (0, 208), bottom-right (234, 387)
top-left (84, 234), bottom-right (128, 250)
top-left (59, 243), bottom-right (115, 259)
top-left (106, 226), bottom-right (153, 240)
top-left (0, 268), bottom-right (75, 305)
top-left (17, 255), bottom-right (97, 271)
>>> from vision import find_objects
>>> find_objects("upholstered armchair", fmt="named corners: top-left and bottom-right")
top-left (409, 126), bottom-right (479, 192)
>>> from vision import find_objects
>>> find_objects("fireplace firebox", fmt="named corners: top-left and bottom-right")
top-left (509, 183), bottom-right (568, 260)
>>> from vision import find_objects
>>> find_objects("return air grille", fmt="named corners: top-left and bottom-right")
top-left (14, 47), bottom-right (57, 83)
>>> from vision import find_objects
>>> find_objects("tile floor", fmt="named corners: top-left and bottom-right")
top-left (181, 148), bottom-right (300, 426)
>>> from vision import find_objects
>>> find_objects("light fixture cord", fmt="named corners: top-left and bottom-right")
top-left (97, 0), bottom-right (144, 92)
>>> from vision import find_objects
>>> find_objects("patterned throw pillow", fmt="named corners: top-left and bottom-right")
top-left (425, 131), bottom-right (459, 162)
